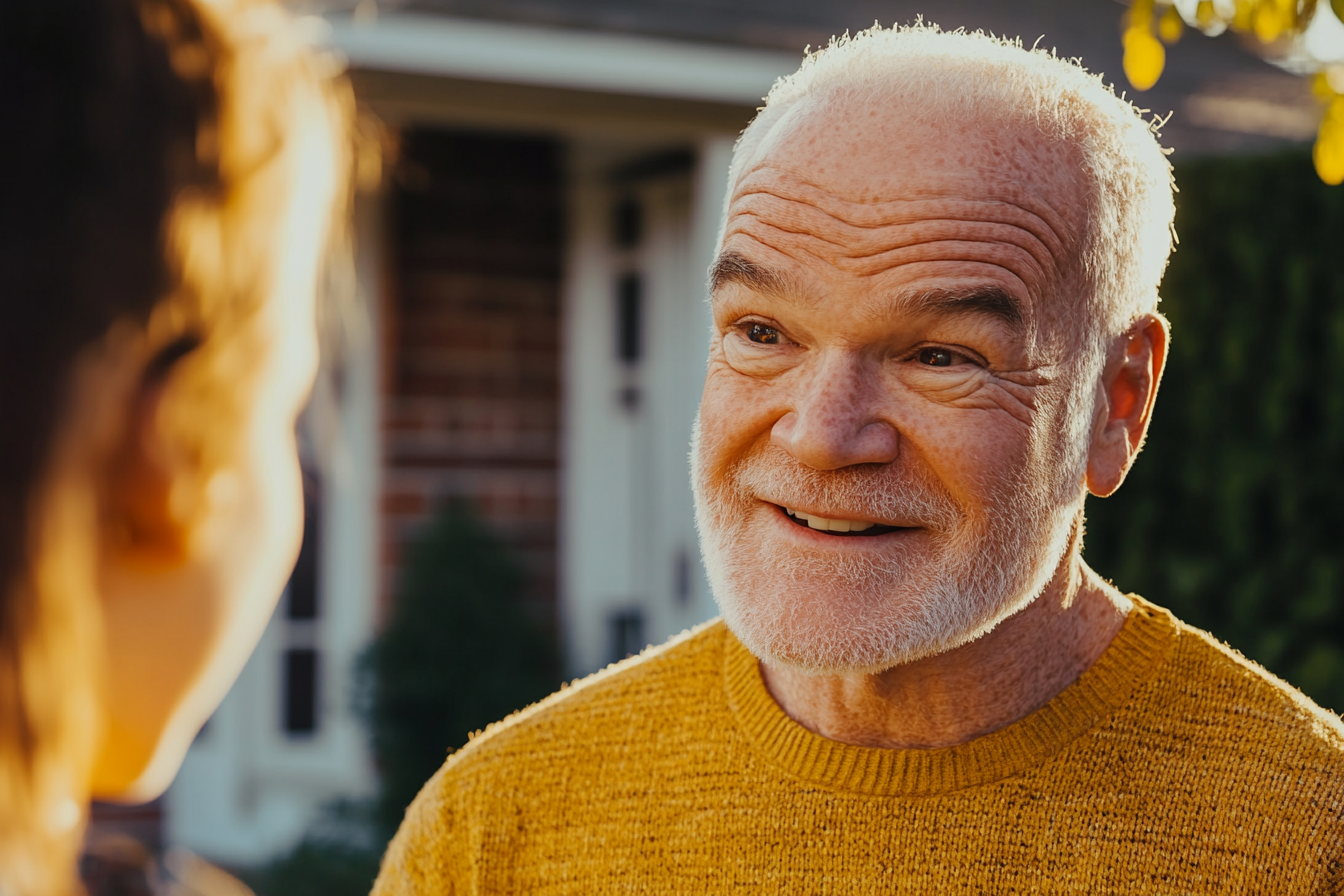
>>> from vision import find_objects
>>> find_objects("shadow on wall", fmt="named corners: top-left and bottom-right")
top-left (1086, 147), bottom-right (1344, 713)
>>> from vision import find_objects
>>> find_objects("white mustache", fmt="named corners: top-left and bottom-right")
top-left (726, 445), bottom-right (964, 532)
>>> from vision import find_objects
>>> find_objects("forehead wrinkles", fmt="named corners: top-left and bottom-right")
top-left (725, 168), bottom-right (1075, 296)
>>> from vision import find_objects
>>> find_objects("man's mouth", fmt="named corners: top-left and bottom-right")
top-left (780, 505), bottom-right (903, 536)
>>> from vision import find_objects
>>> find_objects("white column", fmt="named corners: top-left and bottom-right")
top-left (558, 145), bottom-right (638, 677)
top-left (558, 136), bottom-right (736, 678)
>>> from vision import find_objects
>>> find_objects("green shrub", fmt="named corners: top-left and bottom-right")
top-left (361, 501), bottom-right (559, 837)
top-left (248, 503), bottom-right (559, 894)
top-left (238, 799), bottom-right (381, 896)
top-left (1085, 148), bottom-right (1344, 712)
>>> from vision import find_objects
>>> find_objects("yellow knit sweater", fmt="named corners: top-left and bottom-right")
top-left (372, 598), bottom-right (1344, 893)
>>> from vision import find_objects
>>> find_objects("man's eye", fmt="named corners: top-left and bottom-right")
top-left (917, 348), bottom-right (956, 367)
top-left (746, 324), bottom-right (783, 345)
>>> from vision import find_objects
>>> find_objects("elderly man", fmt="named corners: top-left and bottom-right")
top-left (373, 26), bottom-right (1344, 893)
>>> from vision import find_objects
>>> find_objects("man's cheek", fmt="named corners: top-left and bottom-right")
top-left (700, 383), bottom-right (775, 451)
top-left (908, 416), bottom-right (1033, 503)
top-left (691, 417), bottom-right (743, 499)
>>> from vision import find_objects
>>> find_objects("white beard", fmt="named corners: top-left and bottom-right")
top-left (691, 418), bottom-right (1086, 675)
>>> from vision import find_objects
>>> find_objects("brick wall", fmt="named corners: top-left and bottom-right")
top-left (383, 129), bottom-right (563, 617)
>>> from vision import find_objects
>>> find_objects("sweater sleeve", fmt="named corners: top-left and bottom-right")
top-left (371, 765), bottom-right (466, 896)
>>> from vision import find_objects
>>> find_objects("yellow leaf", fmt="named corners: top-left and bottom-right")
top-left (1194, 0), bottom-right (1232, 33)
top-left (1327, 95), bottom-right (1344, 125)
top-left (1124, 27), bottom-right (1167, 90)
top-left (1233, 0), bottom-right (1256, 30)
top-left (1313, 131), bottom-right (1344, 184)
top-left (1254, 2), bottom-right (1285, 40)
top-left (1159, 4), bottom-right (1186, 41)
top-left (1314, 101), bottom-right (1344, 185)
top-left (1129, 0), bottom-right (1157, 29)
top-left (1311, 71), bottom-right (1335, 101)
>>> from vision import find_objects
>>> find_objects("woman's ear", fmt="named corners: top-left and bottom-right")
top-left (1085, 313), bottom-right (1169, 498)
top-left (103, 336), bottom-right (206, 567)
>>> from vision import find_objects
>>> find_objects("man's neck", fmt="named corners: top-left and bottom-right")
top-left (759, 560), bottom-right (1131, 750)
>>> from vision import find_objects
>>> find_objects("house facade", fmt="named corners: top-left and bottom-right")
top-left (165, 0), bottom-right (1321, 866)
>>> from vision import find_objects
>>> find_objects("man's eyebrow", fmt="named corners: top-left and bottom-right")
top-left (709, 250), bottom-right (788, 296)
top-left (710, 250), bottom-right (1026, 328)
top-left (903, 286), bottom-right (1026, 328)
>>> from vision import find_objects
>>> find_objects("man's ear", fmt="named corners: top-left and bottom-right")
top-left (104, 337), bottom-right (205, 566)
top-left (1085, 313), bottom-right (1169, 498)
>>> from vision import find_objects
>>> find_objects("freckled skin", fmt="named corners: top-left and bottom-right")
top-left (699, 94), bottom-right (1169, 749)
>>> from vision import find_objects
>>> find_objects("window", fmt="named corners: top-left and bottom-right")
top-left (613, 195), bottom-right (644, 413)
top-left (282, 472), bottom-right (321, 737)
top-left (283, 648), bottom-right (318, 735)
top-left (608, 608), bottom-right (645, 664)
top-left (673, 546), bottom-right (692, 607)
top-left (615, 272), bottom-right (642, 364)
top-left (612, 195), bottom-right (642, 248)
top-left (287, 476), bottom-right (320, 621)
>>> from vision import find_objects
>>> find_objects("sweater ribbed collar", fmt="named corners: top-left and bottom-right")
top-left (723, 596), bottom-right (1177, 796)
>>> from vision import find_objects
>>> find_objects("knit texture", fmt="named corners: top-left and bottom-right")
top-left (372, 597), bottom-right (1344, 893)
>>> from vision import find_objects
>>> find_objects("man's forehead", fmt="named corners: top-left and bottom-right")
top-left (718, 94), bottom-right (1088, 337)
top-left (736, 93), bottom-right (1086, 222)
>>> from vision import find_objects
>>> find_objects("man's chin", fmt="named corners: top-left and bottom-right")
top-left (716, 587), bottom-right (974, 676)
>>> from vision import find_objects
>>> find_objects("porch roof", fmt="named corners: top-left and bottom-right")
top-left (324, 0), bottom-right (1322, 155)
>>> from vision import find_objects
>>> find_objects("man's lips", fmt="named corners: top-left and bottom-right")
top-left (776, 504), bottom-right (908, 536)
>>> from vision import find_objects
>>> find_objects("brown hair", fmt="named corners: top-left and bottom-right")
top-left (0, 0), bottom-right (352, 892)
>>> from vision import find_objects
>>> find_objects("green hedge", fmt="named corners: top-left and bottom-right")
top-left (1085, 149), bottom-right (1344, 713)
top-left (247, 504), bottom-right (559, 896)
top-left (361, 502), bottom-right (560, 837)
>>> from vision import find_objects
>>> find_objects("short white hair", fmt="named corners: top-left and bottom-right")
top-left (725, 23), bottom-right (1176, 351)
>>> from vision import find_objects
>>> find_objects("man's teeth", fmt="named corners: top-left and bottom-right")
top-left (784, 507), bottom-right (874, 532)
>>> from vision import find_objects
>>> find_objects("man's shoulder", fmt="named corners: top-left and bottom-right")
top-left (371, 619), bottom-right (731, 896)
top-left (1153, 608), bottom-right (1344, 772)
top-left (440, 616), bottom-right (729, 784)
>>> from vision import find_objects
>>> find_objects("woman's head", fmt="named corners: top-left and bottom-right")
top-left (0, 0), bottom-right (351, 891)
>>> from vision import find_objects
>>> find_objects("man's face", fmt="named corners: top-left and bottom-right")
top-left (693, 94), bottom-right (1095, 674)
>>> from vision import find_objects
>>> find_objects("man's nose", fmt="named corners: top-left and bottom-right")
top-left (770, 359), bottom-right (899, 470)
